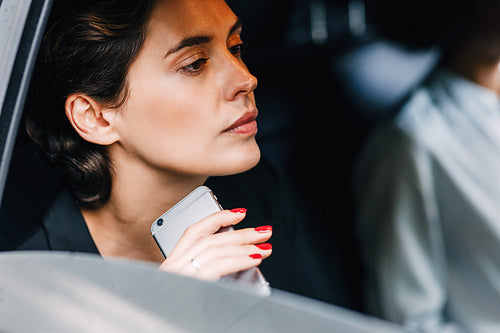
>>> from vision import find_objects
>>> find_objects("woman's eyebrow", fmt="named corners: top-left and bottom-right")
top-left (165, 35), bottom-right (213, 57)
top-left (164, 18), bottom-right (242, 58)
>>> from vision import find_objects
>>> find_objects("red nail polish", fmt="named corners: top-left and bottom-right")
top-left (249, 253), bottom-right (262, 259)
top-left (255, 243), bottom-right (272, 250)
top-left (255, 225), bottom-right (272, 233)
top-left (230, 208), bottom-right (247, 213)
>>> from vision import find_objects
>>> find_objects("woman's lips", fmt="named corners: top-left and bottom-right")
top-left (225, 110), bottom-right (258, 134)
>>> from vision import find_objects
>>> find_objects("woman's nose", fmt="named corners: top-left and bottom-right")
top-left (222, 56), bottom-right (258, 101)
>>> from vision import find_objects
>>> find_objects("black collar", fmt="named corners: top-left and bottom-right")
top-left (43, 187), bottom-right (99, 254)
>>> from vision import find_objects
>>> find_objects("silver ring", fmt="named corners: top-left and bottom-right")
top-left (190, 258), bottom-right (201, 270)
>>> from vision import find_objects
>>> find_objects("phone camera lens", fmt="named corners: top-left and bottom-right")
top-left (157, 218), bottom-right (163, 226)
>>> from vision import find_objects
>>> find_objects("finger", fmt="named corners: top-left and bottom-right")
top-left (171, 225), bottom-right (273, 265)
top-left (186, 209), bottom-right (247, 235)
top-left (169, 209), bottom-right (247, 257)
top-left (189, 244), bottom-right (273, 281)
top-left (214, 225), bottom-right (273, 245)
top-left (160, 243), bottom-right (273, 281)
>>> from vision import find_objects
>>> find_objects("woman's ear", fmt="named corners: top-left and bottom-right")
top-left (65, 94), bottom-right (120, 145)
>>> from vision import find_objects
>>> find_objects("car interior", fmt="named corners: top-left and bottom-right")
top-left (0, 0), bottom-right (462, 316)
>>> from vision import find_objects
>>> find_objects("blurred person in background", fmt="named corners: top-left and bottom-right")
top-left (353, 0), bottom-right (500, 331)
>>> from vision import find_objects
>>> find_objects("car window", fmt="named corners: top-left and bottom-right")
top-left (0, 0), bottom-right (31, 109)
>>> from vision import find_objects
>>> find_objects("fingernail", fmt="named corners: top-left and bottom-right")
top-left (255, 225), bottom-right (272, 233)
top-left (255, 243), bottom-right (272, 250)
top-left (230, 208), bottom-right (247, 213)
top-left (249, 253), bottom-right (262, 259)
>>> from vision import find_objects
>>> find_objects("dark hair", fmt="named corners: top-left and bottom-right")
top-left (26, 0), bottom-right (157, 208)
top-left (436, 0), bottom-right (500, 65)
top-left (463, 0), bottom-right (500, 60)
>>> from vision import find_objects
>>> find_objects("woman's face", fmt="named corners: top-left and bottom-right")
top-left (111, 0), bottom-right (260, 178)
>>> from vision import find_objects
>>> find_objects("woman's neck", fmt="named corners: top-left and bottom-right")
top-left (81, 156), bottom-right (208, 264)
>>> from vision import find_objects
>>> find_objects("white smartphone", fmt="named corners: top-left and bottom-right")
top-left (151, 186), bottom-right (271, 296)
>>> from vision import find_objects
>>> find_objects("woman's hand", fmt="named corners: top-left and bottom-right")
top-left (158, 208), bottom-right (272, 281)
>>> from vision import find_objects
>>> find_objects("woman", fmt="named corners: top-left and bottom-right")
top-left (21, 0), bottom-right (272, 282)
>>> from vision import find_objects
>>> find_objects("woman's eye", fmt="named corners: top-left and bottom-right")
top-left (229, 43), bottom-right (245, 57)
top-left (181, 58), bottom-right (208, 73)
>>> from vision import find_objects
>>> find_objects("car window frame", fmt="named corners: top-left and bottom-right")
top-left (0, 0), bottom-right (53, 205)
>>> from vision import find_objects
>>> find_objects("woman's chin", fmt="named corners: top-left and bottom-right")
top-left (214, 147), bottom-right (261, 176)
